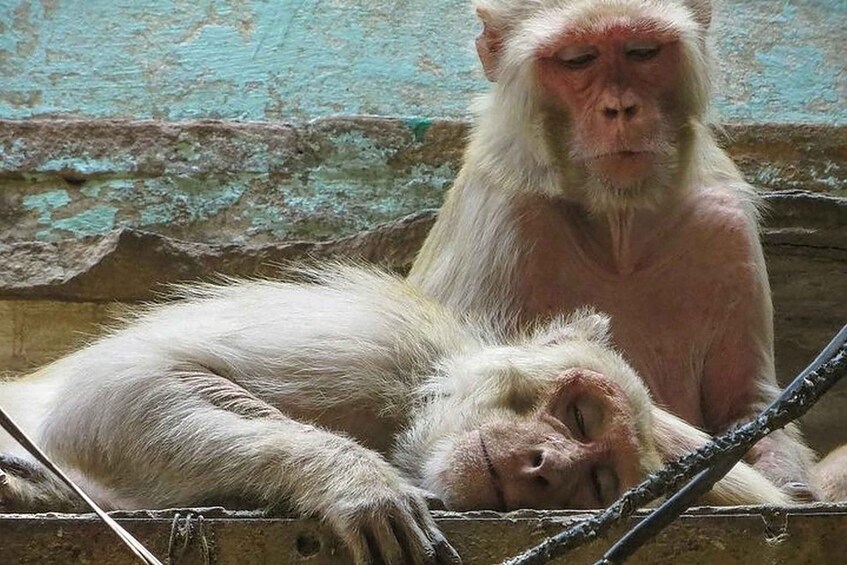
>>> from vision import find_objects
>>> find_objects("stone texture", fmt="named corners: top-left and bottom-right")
top-left (0, 211), bottom-right (434, 302)
top-left (2, 505), bottom-right (847, 564)
top-left (0, 190), bottom-right (845, 453)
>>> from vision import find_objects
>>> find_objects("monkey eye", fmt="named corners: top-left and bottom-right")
top-left (624, 42), bottom-right (661, 61)
top-left (571, 404), bottom-right (588, 438)
top-left (562, 395), bottom-right (603, 440)
top-left (555, 46), bottom-right (598, 69)
top-left (568, 403), bottom-right (588, 439)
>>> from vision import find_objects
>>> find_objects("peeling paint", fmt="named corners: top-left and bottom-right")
top-left (1, 119), bottom-right (842, 244)
top-left (404, 118), bottom-right (433, 142)
top-left (714, 1), bottom-right (846, 124)
top-left (21, 189), bottom-right (71, 223)
top-left (49, 205), bottom-right (118, 238)
top-left (40, 155), bottom-right (136, 176)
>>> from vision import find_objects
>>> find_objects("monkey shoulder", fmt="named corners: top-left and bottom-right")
top-left (684, 184), bottom-right (762, 264)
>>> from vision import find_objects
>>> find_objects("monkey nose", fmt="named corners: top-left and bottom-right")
top-left (602, 103), bottom-right (638, 121)
top-left (516, 447), bottom-right (572, 495)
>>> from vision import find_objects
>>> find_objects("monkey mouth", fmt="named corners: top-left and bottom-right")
top-left (479, 433), bottom-right (508, 512)
top-left (599, 150), bottom-right (650, 158)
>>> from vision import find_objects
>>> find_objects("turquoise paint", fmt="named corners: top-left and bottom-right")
top-left (406, 162), bottom-right (456, 194)
top-left (180, 179), bottom-right (248, 221)
top-left (812, 160), bottom-right (842, 191)
top-left (404, 118), bottom-right (433, 142)
top-left (50, 205), bottom-right (118, 238)
top-left (80, 184), bottom-right (102, 198)
top-left (22, 189), bottom-right (71, 223)
top-left (1, 0), bottom-right (843, 124)
top-left (139, 203), bottom-right (176, 227)
top-left (247, 203), bottom-right (283, 235)
top-left (714, 0), bottom-right (846, 124)
top-left (0, 138), bottom-right (27, 168)
top-left (39, 156), bottom-right (135, 176)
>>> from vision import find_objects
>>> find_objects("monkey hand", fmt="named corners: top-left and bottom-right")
top-left (781, 482), bottom-right (820, 504)
top-left (307, 445), bottom-right (461, 565)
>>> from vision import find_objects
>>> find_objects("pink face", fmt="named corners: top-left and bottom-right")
top-left (439, 369), bottom-right (644, 511)
top-left (534, 23), bottom-right (683, 189)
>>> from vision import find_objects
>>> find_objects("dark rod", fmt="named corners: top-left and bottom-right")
top-left (596, 323), bottom-right (847, 565)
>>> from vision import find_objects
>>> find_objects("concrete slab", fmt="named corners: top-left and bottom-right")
top-left (0, 1), bottom-right (844, 124)
top-left (3, 505), bottom-right (847, 564)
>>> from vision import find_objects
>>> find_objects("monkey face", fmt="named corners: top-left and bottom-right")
top-left (433, 368), bottom-right (644, 511)
top-left (534, 23), bottom-right (684, 194)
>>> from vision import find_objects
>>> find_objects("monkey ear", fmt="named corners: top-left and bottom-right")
top-left (684, 0), bottom-right (712, 29)
top-left (532, 309), bottom-right (612, 346)
top-left (475, 8), bottom-right (503, 82)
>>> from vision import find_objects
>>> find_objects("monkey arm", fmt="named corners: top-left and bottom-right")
top-left (700, 238), bottom-right (818, 498)
top-left (409, 177), bottom-right (523, 325)
top-left (37, 366), bottom-right (459, 565)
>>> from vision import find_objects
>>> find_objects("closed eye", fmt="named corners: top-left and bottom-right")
top-left (570, 404), bottom-right (587, 439)
top-left (625, 44), bottom-right (661, 61)
top-left (591, 467), bottom-right (619, 507)
top-left (555, 46), bottom-right (599, 69)
top-left (559, 52), bottom-right (597, 68)
top-left (591, 467), bottom-right (603, 505)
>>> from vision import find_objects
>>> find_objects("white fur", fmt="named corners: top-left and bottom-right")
top-left (0, 264), bottom-right (784, 520)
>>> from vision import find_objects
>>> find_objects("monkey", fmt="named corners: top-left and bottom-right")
top-left (0, 265), bottom-right (794, 564)
top-left (813, 445), bottom-right (847, 503)
top-left (408, 0), bottom-right (818, 497)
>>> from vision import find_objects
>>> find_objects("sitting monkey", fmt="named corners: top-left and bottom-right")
top-left (0, 265), bottom-right (791, 564)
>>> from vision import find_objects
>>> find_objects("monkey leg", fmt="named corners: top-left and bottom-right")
top-left (0, 453), bottom-right (84, 512)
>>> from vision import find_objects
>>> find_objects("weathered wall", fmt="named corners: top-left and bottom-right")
top-left (2, 119), bottom-right (843, 244)
top-left (1, 0), bottom-right (845, 123)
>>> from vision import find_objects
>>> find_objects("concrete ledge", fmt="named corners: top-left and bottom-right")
top-left (2, 504), bottom-right (847, 564)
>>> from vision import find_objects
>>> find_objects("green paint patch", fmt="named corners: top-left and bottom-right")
top-left (169, 177), bottom-right (249, 221)
top-left (51, 205), bottom-right (118, 237)
top-left (40, 156), bottom-right (132, 175)
top-left (139, 203), bottom-right (176, 227)
top-left (22, 189), bottom-right (71, 222)
top-left (80, 184), bottom-right (102, 198)
top-left (404, 118), bottom-right (433, 142)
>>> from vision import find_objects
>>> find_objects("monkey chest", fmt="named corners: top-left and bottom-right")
top-left (519, 255), bottom-right (728, 426)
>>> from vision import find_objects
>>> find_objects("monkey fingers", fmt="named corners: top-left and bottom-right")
top-left (332, 487), bottom-right (461, 565)
top-left (782, 482), bottom-right (820, 504)
top-left (0, 454), bottom-right (81, 512)
top-left (398, 488), bottom-right (461, 565)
